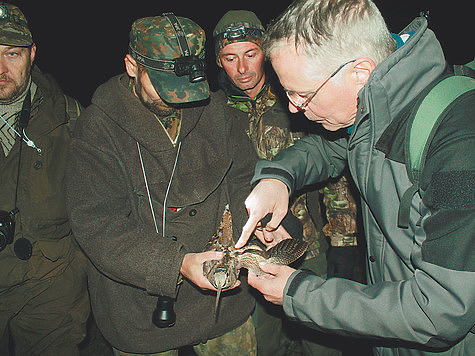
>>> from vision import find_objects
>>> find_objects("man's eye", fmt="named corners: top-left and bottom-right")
top-left (6, 52), bottom-right (18, 57)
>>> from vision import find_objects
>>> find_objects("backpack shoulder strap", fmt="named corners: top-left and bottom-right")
top-left (63, 94), bottom-right (83, 132)
top-left (454, 58), bottom-right (475, 77)
top-left (397, 75), bottom-right (475, 228)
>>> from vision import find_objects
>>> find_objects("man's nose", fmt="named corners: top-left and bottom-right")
top-left (237, 59), bottom-right (247, 74)
top-left (0, 58), bottom-right (8, 75)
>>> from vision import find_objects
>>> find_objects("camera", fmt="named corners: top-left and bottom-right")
top-left (0, 209), bottom-right (17, 252)
top-left (152, 295), bottom-right (176, 328)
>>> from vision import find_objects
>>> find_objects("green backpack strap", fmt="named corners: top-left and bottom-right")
top-left (397, 75), bottom-right (475, 228)
top-left (454, 58), bottom-right (475, 77)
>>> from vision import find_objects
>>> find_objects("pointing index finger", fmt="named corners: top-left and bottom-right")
top-left (235, 213), bottom-right (262, 248)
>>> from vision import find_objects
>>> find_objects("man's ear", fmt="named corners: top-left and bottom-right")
top-left (124, 54), bottom-right (138, 78)
top-left (351, 58), bottom-right (376, 86)
top-left (29, 43), bottom-right (36, 64)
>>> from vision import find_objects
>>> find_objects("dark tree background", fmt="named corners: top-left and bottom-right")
top-left (8, 0), bottom-right (471, 106)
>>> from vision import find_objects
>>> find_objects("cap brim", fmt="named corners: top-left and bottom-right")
top-left (0, 32), bottom-right (32, 46)
top-left (147, 68), bottom-right (210, 104)
top-left (0, 22), bottom-right (33, 47)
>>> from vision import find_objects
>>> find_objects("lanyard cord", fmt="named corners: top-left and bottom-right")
top-left (0, 90), bottom-right (41, 154)
top-left (137, 141), bottom-right (159, 234)
top-left (137, 141), bottom-right (182, 237)
top-left (162, 141), bottom-right (182, 238)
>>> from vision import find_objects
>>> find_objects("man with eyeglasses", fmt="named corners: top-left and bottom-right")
top-left (235, 0), bottom-right (475, 355)
top-left (214, 10), bottom-right (360, 356)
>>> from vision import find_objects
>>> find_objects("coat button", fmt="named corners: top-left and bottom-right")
top-left (369, 255), bottom-right (376, 262)
top-left (33, 161), bottom-right (43, 169)
top-left (189, 209), bottom-right (197, 217)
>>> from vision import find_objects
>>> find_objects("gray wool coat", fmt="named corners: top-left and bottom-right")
top-left (65, 74), bottom-right (258, 353)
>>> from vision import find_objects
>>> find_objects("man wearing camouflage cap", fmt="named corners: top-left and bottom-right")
top-left (65, 13), bottom-right (259, 355)
top-left (0, 2), bottom-right (90, 355)
top-left (214, 10), bottom-right (359, 356)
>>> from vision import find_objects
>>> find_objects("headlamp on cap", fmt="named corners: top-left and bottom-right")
top-left (222, 24), bottom-right (264, 42)
top-left (129, 47), bottom-right (206, 84)
top-left (129, 12), bottom-right (206, 84)
top-left (0, 4), bottom-right (28, 27)
top-left (0, 4), bottom-right (6, 18)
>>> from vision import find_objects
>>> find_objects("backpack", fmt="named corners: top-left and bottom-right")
top-left (397, 59), bottom-right (475, 228)
top-left (63, 94), bottom-right (83, 132)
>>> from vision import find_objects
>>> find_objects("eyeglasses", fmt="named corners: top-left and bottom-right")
top-left (285, 59), bottom-right (356, 111)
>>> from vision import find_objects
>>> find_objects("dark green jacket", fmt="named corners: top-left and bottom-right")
top-left (65, 74), bottom-right (258, 353)
top-left (0, 66), bottom-right (81, 289)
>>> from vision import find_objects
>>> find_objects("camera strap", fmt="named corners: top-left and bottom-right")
top-left (14, 89), bottom-right (31, 208)
top-left (11, 88), bottom-right (33, 260)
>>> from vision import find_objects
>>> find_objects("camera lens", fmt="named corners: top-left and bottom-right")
top-left (0, 210), bottom-right (15, 251)
top-left (0, 234), bottom-right (7, 251)
top-left (152, 296), bottom-right (176, 328)
top-left (189, 68), bottom-right (206, 83)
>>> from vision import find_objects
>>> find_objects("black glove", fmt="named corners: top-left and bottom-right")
top-left (326, 246), bottom-right (358, 279)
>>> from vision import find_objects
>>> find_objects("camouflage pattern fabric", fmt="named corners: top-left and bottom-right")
top-left (129, 15), bottom-right (209, 104)
top-left (157, 109), bottom-right (181, 144)
top-left (112, 316), bottom-right (256, 356)
top-left (0, 2), bottom-right (33, 46)
top-left (229, 85), bottom-right (359, 256)
top-left (321, 175), bottom-right (358, 247)
top-left (229, 85), bottom-right (321, 259)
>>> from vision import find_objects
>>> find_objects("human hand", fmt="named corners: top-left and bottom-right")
top-left (180, 251), bottom-right (240, 291)
top-left (247, 262), bottom-right (296, 305)
top-left (236, 179), bottom-right (290, 248)
top-left (254, 225), bottom-right (292, 249)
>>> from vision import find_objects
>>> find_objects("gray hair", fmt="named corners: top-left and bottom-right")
top-left (263, 0), bottom-right (396, 81)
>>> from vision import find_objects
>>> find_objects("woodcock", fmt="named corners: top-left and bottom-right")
top-left (202, 204), bottom-right (308, 321)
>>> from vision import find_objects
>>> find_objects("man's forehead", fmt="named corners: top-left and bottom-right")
top-left (270, 46), bottom-right (316, 92)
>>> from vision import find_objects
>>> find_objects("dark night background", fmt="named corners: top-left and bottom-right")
top-left (8, 0), bottom-right (471, 107)
top-left (3, 1), bottom-right (471, 355)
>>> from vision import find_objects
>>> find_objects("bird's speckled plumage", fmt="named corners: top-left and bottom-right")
top-left (203, 205), bottom-right (308, 321)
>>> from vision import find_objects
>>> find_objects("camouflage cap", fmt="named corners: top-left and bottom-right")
top-left (213, 10), bottom-right (264, 62)
top-left (0, 3), bottom-right (32, 46)
top-left (129, 14), bottom-right (209, 104)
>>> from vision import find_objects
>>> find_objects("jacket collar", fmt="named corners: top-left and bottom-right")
top-left (91, 74), bottom-right (207, 153)
top-left (354, 16), bottom-right (447, 138)
top-left (26, 66), bottom-right (68, 137)
top-left (217, 68), bottom-right (269, 103)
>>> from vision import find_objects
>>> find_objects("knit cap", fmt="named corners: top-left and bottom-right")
top-left (213, 10), bottom-right (264, 62)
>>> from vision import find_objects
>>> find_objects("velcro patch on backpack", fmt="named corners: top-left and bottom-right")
top-left (431, 170), bottom-right (475, 209)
